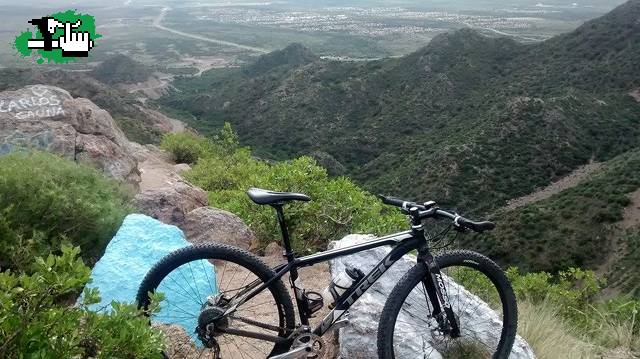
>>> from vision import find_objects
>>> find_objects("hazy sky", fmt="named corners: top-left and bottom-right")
top-left (0, 0), bottom-right (629, 7)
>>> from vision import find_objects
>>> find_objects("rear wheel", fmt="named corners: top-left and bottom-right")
top-left (377, 250), bottom-right (517, 358)
top-left (136, 243), bottom-right (295, 358)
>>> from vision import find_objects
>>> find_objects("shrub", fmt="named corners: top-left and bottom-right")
top-left (215, 122), bottom-right (240, 155)
top-left (160, 132), bottom-right (215, 164)
top-left (0, 152), bottom-right (131, 271)
top-left (179, 126), bottom-right (406, 252)
top-left (160, 124), bottom-right (239, 164)
top-left (476, 149), bottom-right (640, 273)
top-left (188, 153), bottom-right (406, 252)
top-left (0, 246), bottom-right (164, 358)
top-left (0, 213), bottom-right (50, 273)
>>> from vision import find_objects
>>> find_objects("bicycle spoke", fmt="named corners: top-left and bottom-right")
top-left (187, 261), bottom-right (204, 302)
top-left (147, 255), bottom-right (286, 359)
top-left (200, 259), bottom-right (215, 296)
top-left (177, 266), bottom-right (204, 305)
top-left (393, 263), bottom-right (506, 358)
top-left (165, 272), bottom-right (201, 304)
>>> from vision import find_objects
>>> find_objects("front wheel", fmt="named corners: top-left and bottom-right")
top-left (377, 250), bottom-right (517, 358)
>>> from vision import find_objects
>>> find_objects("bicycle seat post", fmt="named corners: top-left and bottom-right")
top-left (272, 203), bottom-right (295, 262)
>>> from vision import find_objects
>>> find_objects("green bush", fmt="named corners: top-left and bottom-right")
top-left (507, 267), bottom-right (601, 318)
top-left (0, 245), bottom-right (164, 358)
top-left (160, 132), bottom-right (215, 164)
top-left (607, 227), bottom-right (640, 297)
top-left (178, 126), bottom-right (405, 252)
top-left (0, 152), bottom-right (131, 271)
top-left (160, 125), bottom-right (238, 164)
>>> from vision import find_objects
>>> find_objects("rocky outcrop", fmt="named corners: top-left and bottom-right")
top-left (154, 324), bottom-right (202, 359)
top-left (132, 144), bottom-right (207, 224)
top-left (131, 143), bottom-right (256, 250)
top-left (135, 105), bottom-right (185, 132)
top-left (133, 182), bottom-right (208, 225)
top-left (0, 84), bottom-right (255, 251)
top-left (0, 85), bottom-right (139, 182)
top-left (263, 242), bottom-right (283, 257)
top-left (329, 235), bottom-right (535, 359)
top-left (82, 214), bottom-right (192, 307)
top-left (182, 206), bottom-right (257, 250)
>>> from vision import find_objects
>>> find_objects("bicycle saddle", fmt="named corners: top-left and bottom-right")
top-left (247, 187), bottom-right (311, 205)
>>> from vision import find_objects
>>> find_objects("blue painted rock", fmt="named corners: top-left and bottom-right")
top-left (82, 213), bottom-right (217, 338)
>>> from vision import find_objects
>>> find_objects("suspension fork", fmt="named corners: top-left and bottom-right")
top-left (419, 251), bottom-right (461, 338)
top-left (409, 205), bottom-right (460, 338)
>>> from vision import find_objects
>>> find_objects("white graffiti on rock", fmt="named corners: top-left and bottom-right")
top-left (0, 86), bottom-right (65, 119)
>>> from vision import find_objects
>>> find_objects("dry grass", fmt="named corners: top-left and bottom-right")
top-left (585, 304), bottom-right (638, 358)
top-left (519, 300), bottom-right (640, 359)
top-left (518, 300), bottom-right (598, 359)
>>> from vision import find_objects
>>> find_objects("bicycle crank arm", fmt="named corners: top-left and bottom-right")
top-left (269, 343), bottom-right (312, 359)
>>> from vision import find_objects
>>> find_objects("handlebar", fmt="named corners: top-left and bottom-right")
top-left (377, 194), bottom-right (495, 233)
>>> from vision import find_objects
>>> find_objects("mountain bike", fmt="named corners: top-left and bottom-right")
top-left (137, 188), bottom-right (518, 358)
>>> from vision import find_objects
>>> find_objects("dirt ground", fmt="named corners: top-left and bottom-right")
top-left (505, 161), bottom-right (602, 210)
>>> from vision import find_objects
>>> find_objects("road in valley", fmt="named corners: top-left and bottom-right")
top-left (152, 7), bottom-right (269, 54)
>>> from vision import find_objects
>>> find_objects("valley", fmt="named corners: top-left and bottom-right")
top-left (1, 0), bottom-right (636, 278)
top-left (157, 0), bottom-right (640, 282)
top-left (1, 1), bottom-right (639, 357)
top-left (0, 0), bottom-right (626, 72)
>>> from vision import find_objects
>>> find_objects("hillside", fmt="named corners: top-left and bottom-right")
top-left (243, 43), bottom-right (318, 77)
top-left (159, 0), bottom-right (640, 218)
top-left (468, 148), bottom-right (640, 275)
top-left (0, 66), bottom-right (172, 144)
top-left (92, 54), bottom-right (155, 85)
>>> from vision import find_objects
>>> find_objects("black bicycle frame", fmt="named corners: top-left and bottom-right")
top-left (222, 203), bottom-right (457, 341)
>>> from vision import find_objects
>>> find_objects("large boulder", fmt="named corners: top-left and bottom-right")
top-left (0, 85), bottom-right (139, 182)
top-left (182, 206), bottom-right (257, 250)
top-left (81, 213), bottom-right (217, 341)
top-left (81, 214), bottom-right (190, 308)
top-left (133, 181), bottom-right (208, 225)
top-left (329, 235), bottom-right (535, 359)
top-left (131, 143), bottom-right (208, 225)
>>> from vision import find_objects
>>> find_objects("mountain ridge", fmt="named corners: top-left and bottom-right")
top-left (160, 0), bottom-right (640, 215)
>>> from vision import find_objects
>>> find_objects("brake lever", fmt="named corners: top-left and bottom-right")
top-left (452, 214), bottom-right (467, 233)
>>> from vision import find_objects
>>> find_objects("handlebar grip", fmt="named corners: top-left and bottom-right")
top-left (456, 217), bottom-right (495, 233)
top-left (377, 194), bottom-right (412, 208)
